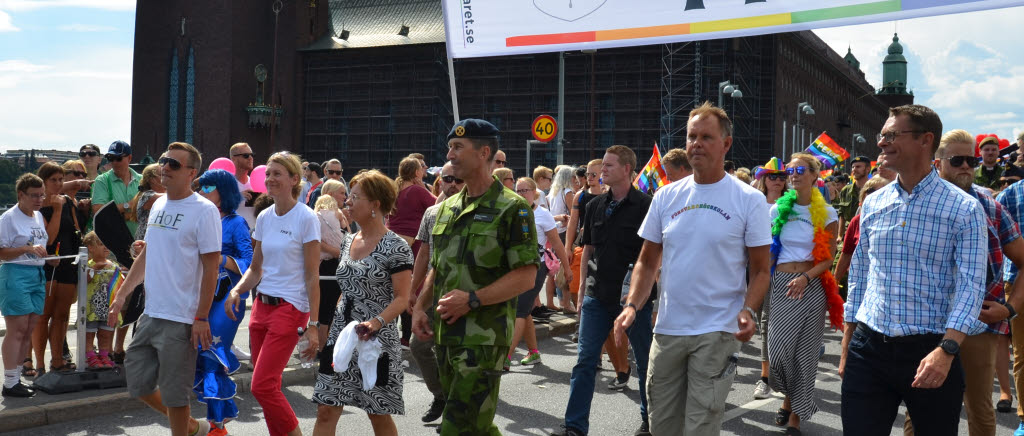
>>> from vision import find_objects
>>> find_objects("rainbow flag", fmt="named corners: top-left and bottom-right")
top-left (107, 266), bottom-right (125, 303)
top-left (633, 143), bottom-right (670, 194)
top-left (820, 169), bottom-right (833, 178)
top-left (805, 132), bottom-right (850, 169)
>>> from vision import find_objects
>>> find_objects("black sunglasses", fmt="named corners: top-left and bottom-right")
top-left (71, 171), bottom-right (87, 178)
top-left (942, 156), bottom-right (979, 168)
top-left (494, 160), bottom-right (507, 166)
top-left (1001, 178), bottom-right (1020, 186)
top-left (79, 151), bottom-right (99, 158)
top-left (441, 175), bottom-right (464, 184)
top-left (105, 154), bottom-right (125, 163)
top-left (327, 170), bottom-right (343, 176)
top-left (158, 156), bottom-right (190, 170)
top-left (766, 173), bottom-right (786, 181)
top-left (232, 153), bottom-right (254, 159)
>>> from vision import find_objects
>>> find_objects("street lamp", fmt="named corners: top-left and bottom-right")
top-left (793, 102), bottom-right (814, 156)
top-left (851, 133), bottom-right (866, 164)
top-left (718, 80), bottom-right (743, 108)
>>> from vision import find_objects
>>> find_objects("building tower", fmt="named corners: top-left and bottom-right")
top-left (875, 33), bottom-right (914, 108)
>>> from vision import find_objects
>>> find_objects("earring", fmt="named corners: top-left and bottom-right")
top-left (371, 210), bottom-right (376, 218)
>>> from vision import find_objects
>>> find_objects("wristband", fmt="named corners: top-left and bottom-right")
top-left (742, 306), bottom-right (758, 323)
top-left (799, 272), bottom-right (811, 282)
top-left (374, 315), bottom-right (387, 328)
top-left (194, 317), bottom-right (208, 322)
top-left (624, 303), bottom-right (638, 312)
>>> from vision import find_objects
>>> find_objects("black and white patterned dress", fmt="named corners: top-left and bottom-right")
top-left (312, 231), bottom-right (413, 415)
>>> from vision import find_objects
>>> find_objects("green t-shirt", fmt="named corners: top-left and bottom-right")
top-left (92, 168), bottom-right (142, 236)
top-left (430, 176), bottom-right (540, 347)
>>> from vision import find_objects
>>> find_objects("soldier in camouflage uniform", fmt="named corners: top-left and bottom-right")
top-left (411, 119), bottom-right (540, 436)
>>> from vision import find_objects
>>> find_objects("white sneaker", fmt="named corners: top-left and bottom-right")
top-left (753, 379), bottom-right (772, 399)
top-left (232, 344), bottom-right (251, 361)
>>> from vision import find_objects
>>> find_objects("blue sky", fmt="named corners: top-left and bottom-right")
top-left (1, 1), bottom-right (1021, 153)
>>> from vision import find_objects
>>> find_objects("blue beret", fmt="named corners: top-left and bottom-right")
top-left (447, 118), bottom-right (499, 142)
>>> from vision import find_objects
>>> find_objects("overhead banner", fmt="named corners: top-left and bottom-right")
top-left (442, 0), bottom-right (1024, 58)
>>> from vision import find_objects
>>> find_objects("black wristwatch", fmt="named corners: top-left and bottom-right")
top-left (1005, 302), bottom-right (1018, 320)
top-left (939, 339), bottom-right (960, 356)
top-left (467, 292), bottom-right (481, 310)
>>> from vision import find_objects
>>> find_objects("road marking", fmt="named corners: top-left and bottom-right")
top-left (723, 394), bottom-right (782, 422)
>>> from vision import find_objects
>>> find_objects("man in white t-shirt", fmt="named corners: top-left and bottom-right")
top-left (110, 141), bottom-right (222, 436)
top-left (229, 142), bottom-right (257, 229)
top-left (614, 102), bottom-right (773, 436)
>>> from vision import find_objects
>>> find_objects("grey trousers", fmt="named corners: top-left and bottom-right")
top-left (410, 311), bottom-right (444, 401)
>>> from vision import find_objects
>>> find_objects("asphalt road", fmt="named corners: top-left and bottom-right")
top-left (10, 328), bottom-right (1023, 435)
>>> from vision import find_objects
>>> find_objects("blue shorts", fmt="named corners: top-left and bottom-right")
top-left (0, 263), bottom-right (46, 316)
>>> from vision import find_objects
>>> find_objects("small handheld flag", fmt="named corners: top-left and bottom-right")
top-left (805, 133), bottom-right (850, 169)
top-left (633, 143), bottom-right (670, 194)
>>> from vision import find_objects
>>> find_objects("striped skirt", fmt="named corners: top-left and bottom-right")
top-left (767, 270), bottom-right (827, 421)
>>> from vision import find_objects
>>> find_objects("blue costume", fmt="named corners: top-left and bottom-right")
top-left (193, 213), bottom-right (253, 424)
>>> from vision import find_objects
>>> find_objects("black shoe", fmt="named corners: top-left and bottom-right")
top-left (571, 332), bottom-right (579, 343)
top-left (634, 421), bottom-right (651, 436)
top-left (422, 398), bottom-right (445, 423)
top-left (2, 382), bottom-right (35, 398)
top-left (608, 368), bottom-right (631, 390)
top-left (551, 425), bottom-right (585, 436)
top-left (531, 307), bottom-right (552, 319)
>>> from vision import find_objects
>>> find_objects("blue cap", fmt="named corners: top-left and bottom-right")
top-left (849, 155), bottom-right (870, 165)
top-left (447, 119), bottom-right (499, 142)
top-left (106, 140), bottom-right (132, 157)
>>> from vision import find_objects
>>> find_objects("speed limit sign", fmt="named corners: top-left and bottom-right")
top-left (532, 115), bottom-right (558, 142)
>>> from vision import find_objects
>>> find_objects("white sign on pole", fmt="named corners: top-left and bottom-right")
top-left (441, 0), bottom-right (1024, 58)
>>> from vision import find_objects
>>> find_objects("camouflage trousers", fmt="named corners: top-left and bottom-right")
top-left (436, 344), bottom-right (505, 436)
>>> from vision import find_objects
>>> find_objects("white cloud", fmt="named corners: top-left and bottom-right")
top-left (0, 0), bottom-right (134, 11)
top-left (0, 46), bottom-right (133, 151)
top-left (976, 112), bottom-right (1018, 122)
top-left (58, 23), bottom-right (115, 32)
top-left (0, 10), bottom-right (17, 31)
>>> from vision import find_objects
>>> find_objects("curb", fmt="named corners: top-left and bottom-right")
top-left (0, 316), bottom-right (578, 433)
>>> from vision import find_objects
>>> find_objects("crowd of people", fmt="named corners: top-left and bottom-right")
top-left (1, 104), bottom-right (1024, 436)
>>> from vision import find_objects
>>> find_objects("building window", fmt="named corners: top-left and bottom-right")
top-left (168, 49), bottom-right (180, 143)
top-left (185, 46), bottom-right (195, 144)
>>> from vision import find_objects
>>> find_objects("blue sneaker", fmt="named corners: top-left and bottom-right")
top-left (1015, 421), bottom-right (1024, 436)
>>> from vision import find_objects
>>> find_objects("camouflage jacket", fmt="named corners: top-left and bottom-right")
top-left (430, 176), bottom-right (540, 346)
top-left (835, 182), bottom-right (862, 222)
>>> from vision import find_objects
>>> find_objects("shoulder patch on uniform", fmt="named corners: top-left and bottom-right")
top-left (518, 208), bottom-right (529, 217)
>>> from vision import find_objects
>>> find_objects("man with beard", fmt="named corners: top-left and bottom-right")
top-left (976, 136), bottom-right (1004, 190)
top-left (836, 156), bottom-right (871, 234)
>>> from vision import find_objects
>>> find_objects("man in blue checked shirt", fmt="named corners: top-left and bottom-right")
top-left (902, 129), bottom-right (1024, 436)
top-left (997, 163), bottom-right (1024, 436)
top-left (839, 105), bottom-right (988, 436)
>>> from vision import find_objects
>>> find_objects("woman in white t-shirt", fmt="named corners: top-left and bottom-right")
top-left (225, 152), bottom-right (321, 436)
top-left (766, 153), bottom-right (839, 434)
top-left (505, 178), bottom-right (572, 370)
top-left (0, 174), bottom-right (50, 397)
top-left (544, 166), bottom-right (575, 311)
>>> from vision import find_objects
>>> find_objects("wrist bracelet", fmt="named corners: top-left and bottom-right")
top-left (374, 315), bottom-right (387, 327)
top-left (800, 272), bottom-right (811, 282)
top-left (742, 306), bottom-right (759, 323)
top-left (194, 317), bottom-right (208, 322)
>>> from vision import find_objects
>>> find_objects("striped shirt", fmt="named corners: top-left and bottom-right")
top-left (970, 185), bottom-right (1020, 335)
top-left (845, 170), bottom-right (988, 336)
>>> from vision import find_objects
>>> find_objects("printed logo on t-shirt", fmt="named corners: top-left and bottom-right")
top-left (29, 227), bottom-right (46, 245)
top-left (280, 229), bottom-right (292, 236)
top-left (149, 210), bottom-right (185, 230)
top-left (787, 217), bottom-right (812, 226)
top-left (670, 203), bottom-right (731, 220)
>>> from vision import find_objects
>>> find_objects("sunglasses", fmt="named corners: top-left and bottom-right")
top-left (863, 188), bottom-right (877, 196)
top-left (766, 173), bottom-right (786, 181)
top-left (70, 171), bottom-right (87, 178)
top-left (198, 185), bottom-right (217, 194)
top-left (1001, 178), bottom-right (1020, 187)
top-left (515, 188), bottom-right (532, 194)
top-left (586, 172), bottom-right (598, 178)
top-left (106, 154), bottom-right (125, 163)
top-left (941, 156), bottom-right (980, 168)
top-left (79, 151), bottom-right (99, 158)
top-left (494, 160), bottom-right (507, 166)
top-left (785, 166), bottom-right (807, 175)
top-left (327, 170), bottom-right (343, 176)
top-left (158, 156), bottom-right (189, 170)
top-left (441, 175), bottom-right (464, 184)
top-left (232, 153), bottom-right (254, 159)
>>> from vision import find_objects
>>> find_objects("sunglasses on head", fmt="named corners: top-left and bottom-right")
top-left (785, 166), bottom-right (807, 175)
top-left (106, 154), bottom-right (125, 163)
top-left (79, 150), bottom-right (98, 158)
top-left (327, 170), bottom-right (343, 176)
top-left (942, 155), bottom-right (980, 168)
top-left (232, 153), bottom-right (254, 159)
top-left (198, 185), bottom-right (216, 194)
top-left (158, 156), bottom-right (188, 170)
top-left (766, 173), bottom-right (786, 181)
top-left (441, 175), bottom-right (464, 184)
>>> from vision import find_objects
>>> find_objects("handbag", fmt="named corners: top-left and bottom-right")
top-left (542, 247), bottom-right (560, 277)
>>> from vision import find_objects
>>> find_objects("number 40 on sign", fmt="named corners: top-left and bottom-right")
top-left (532, 115), bottom-right (558, 143)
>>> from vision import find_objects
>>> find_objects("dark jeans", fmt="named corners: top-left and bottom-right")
top-left (564, 296), bottom-right (653, 434)
top-left (841, 324), bottom-right (965, 436)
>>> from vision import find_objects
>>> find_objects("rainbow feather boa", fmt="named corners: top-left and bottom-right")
top-left (770, 189), bottom-right (845, 331)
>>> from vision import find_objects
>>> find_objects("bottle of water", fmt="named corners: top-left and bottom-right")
top-left (295, 327), bottom-right (315, 368)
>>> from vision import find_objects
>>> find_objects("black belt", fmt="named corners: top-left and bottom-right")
top-left (256, 292), bottom-right (284, 306)
top-left (856, 324), bottom-right (942, 344)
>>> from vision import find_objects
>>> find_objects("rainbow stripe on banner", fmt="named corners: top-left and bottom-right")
top-left (805, 133), bottom-right (850, 169)
top-left (633, 143), bottom-right (670, 194)
top-left (107, 267), bottom-right (125, 304)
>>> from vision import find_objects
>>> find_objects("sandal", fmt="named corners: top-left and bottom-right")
top-left (774, 408), bottom-right (791, 426)
top-left (86, 354), bottom-right (104, 370)
top-left (50, 363), bottom-right (73, 373)
top-left (21, 358), bottom-right (37, 377)
top-left (112, 351), bottom-right (126, 365)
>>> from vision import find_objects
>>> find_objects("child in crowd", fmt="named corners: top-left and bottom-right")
top-left (83, 232), bottom-right (123, 369)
